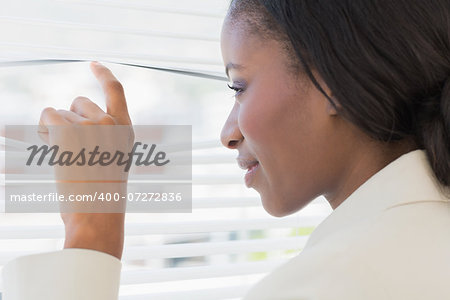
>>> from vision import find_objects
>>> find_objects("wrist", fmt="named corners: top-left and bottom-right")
top-left (63, 213), bottom-right (125, 259)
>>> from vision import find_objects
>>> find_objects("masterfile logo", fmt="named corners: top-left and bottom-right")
top-left (4, 125), bottom-right (192, 213)
top-left (26, 142), bottom-right (170, 172)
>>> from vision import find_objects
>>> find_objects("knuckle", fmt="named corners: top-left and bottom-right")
top-left (105, 80), bottom-right (124, 94)
top-left (72, 96), bottom-right (90, 103)
top-left (98, 114), bottom-right (115, 125)
top-left (79, 119), bottom-right (95, 126)
top-left (41, 107), bottom-right (55, 116)
top-left (71, 96), bottom-right (91, 109)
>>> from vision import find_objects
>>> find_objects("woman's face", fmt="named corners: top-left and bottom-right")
top-left (220, 19), bottom-right (355, 216)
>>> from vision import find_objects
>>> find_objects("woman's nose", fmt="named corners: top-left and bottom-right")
top-left (220, 103), bottom-right (243, 149)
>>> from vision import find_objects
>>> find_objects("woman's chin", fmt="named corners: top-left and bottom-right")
top-left (259, 194), bottom-right (294, 218)
top-left (259, 191), bottom-right (312, 218)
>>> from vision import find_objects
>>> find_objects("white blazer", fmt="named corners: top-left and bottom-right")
top-left (3, 149), bottom-right (450, 299)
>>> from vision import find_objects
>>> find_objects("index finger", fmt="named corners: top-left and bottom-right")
top-left (90, 61), bottom-right (131, 124)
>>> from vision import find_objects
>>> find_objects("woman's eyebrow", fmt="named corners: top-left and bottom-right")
top-left (225, 62), bottom-right (244, 78)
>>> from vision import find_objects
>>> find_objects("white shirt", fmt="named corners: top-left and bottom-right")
top-left (3, 149), bottom-right (450, 299)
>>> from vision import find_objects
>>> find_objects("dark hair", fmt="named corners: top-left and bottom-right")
top-left (228, 0), bottom-right (450, 188)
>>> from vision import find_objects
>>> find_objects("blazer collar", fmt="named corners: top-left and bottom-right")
top-left (306, 149), bottom-right (450, 247)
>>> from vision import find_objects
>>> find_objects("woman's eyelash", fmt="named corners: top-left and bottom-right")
top-left (227, 83), bottom-right (244, 96)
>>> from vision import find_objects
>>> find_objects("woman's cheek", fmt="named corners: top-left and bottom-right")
top-left (238, 101), bottom-right (267, 146)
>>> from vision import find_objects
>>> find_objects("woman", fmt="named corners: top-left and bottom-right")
top-left (4, 0), bottom-right (450, 299)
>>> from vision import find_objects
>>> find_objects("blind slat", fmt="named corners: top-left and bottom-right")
top-left (0, 236), bottom-right (306, 264)
top-left (56, 0), bottom-right (227, 18)
top-left (1, 174), bottom-right (250, 185)
top-left (0, 216), bottom-right (323, 239)
top-left (0, 16), bottom-right (219, 42)
top-left (123, 236), bottom-right (306, 260)
top-left (120, 259), bottom-right (286, 284)
top-left (0, 42), bottom-right (222, 66)
top-left (119, 285), bottom-right (252, 300)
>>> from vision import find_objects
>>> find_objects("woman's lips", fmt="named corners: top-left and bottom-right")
top-left (236, 157), bottom-right (259, 187)
top-left (244, 161), bottom-right (259, 187)
top-left (237, 157), bottom-right (258, 170)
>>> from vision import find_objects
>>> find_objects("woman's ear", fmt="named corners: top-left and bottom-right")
top-left (325, 95), bottom-right (340, 116)
top-left (313, 71), bottom-right (340, 116)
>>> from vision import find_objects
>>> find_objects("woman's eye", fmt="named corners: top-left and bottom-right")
top-left (227, 83), bottom-right (244, 97)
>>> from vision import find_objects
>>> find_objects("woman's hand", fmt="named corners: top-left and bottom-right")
top-left (39, 62), bottom-right (132, 259)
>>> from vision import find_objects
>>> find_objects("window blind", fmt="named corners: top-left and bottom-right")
top-left (0, 1), bottom-right (333, 299)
